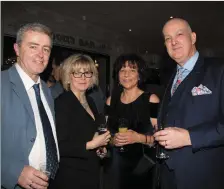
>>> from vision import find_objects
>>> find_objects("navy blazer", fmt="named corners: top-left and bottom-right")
top-left (1, 65), bottom-right (55, 189)
top-left (158, 56), bottom-right (224, 189)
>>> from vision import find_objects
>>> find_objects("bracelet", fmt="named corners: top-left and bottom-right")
top-left (145, 135), bottom-right (147, 144)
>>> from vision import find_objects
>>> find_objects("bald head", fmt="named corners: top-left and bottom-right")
top-left (163, 18), bottom-right (192, 34)
top-left (162, 18), bottom-right (197, 66)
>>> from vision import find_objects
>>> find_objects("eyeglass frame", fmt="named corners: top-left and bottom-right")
top-left (72, 71), bottom-right (93, 78)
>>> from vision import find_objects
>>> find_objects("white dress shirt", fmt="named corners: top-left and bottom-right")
top-left (15, 64), bottom-right (59, 170)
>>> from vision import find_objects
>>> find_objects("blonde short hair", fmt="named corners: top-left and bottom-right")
top-left (61, 54), bottom-right (99, 91)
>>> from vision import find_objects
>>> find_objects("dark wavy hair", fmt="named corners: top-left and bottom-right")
top-left (112, 53), bottom-right (147, 89)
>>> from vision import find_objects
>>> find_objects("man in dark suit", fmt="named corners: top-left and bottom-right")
top-left (154, 18), bottom-right (224, 189)
top-left (2, 23), bottom-right (59, 189)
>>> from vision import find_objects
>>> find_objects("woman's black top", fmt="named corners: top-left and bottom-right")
top-left (50, 91), bottom-right (101, 189)
top-left (103, 92), bottom-right (159, 189)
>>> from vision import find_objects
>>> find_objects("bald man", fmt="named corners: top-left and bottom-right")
top-left (154, 18), bottom-right (224, 189)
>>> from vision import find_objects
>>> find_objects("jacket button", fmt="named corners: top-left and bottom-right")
top-left (30, 138), bottom-right (35, 143)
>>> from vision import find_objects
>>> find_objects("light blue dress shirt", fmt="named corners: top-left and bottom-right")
top-left (171, 51), bottom-right (199, 95)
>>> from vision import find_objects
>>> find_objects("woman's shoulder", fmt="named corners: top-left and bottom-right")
top-left (55, 90), bottom-right (76, 106)
top-left (149, 93), bottom-right (160, 103)
top-left (141, 92), bottom-right (159, 103)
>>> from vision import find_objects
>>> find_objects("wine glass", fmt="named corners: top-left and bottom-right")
top-left (155, 124), bottom-right (169, 160)
top-left (98, 123), bottom-right (107, 135)
top-left (118, 118), bottom-right (128, 152)
top-left (97, 116), bottom-right (108, 155)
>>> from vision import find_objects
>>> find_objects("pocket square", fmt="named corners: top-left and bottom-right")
top-left (191, 84), bottom-right (212, 96)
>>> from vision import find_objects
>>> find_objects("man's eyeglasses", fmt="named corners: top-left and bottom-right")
top-left (72, 71), bottom-right (93, 78)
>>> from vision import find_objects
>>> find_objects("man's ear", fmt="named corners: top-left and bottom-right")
top-left (191, 32), bottom-right (196, 45)
top-left (14, 43), bottom-right (20, 56)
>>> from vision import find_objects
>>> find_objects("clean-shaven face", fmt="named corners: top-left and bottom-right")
top-left (14, 30), bottom-right (51, 81)
top-left (163, 19), bottom-right (196, 66)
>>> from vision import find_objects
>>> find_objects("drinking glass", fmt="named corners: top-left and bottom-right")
top-left (155, 124), bottom-right (169, 160)
top-left (97, 116), bottom-right (108, 155)
top-left (39, 163), bottom-right (51, 178)
top-left (118, 118), bottom-right (128, 152)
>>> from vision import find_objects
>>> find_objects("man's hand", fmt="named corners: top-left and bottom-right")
top-left (153, 127), bottom-right (192, 149)
top-left (18, 166), bottom-right (49, 189)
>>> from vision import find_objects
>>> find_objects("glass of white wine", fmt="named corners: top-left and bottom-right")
top-left (118, 118), bottom-right (128, 152)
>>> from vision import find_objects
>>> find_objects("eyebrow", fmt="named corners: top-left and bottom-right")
top-left (27, 42), bottom-right (51, 48)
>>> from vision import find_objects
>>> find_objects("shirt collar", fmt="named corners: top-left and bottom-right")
top-left (177, 51), bottom-right (199, 71)
top-left (15, 63), bottom-right (41, 91)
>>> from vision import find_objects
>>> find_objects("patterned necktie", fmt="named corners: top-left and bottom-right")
top-left (171, 67), bottom-right (184, 96)
top-left (33, 84), bottom-right (58, 179)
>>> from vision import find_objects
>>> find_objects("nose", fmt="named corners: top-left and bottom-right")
top-left (38, 49), bottom-right (44, 58)
top-left (124, 70), bottom-right (129, 77)
top-left (171, 38), bottom-right (177, 46)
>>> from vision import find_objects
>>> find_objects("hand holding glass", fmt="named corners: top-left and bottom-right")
top-left (39, 163), bottom-right (51, 179)
top-left (118, 118), bottom-right (128, 152)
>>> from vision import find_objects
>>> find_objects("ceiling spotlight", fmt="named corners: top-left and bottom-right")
top-left (129, 29), bottom-right (132, 32)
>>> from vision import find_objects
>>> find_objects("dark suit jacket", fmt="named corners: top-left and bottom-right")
top-left (51, 91), bottom-right (101, 189)
top-left (158, 56), bottom-right (224, 189)
top-left (1, 65), bottom-right (55, 189)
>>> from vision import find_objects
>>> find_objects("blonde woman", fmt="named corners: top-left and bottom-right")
top-left (51, 54), bottom-right (111, 189)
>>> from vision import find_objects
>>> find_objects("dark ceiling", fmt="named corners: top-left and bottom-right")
top-left (2, 1), bottom-right (224, 55)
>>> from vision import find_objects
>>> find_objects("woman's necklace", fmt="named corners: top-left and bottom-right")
top-left (80, 96), bottom-right (89, 110)
top-left (81, 101), bottom-right (89, 110)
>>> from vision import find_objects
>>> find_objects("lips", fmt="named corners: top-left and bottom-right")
top-left (173, 46), bottom-right (182, 50)
top-left (35, 60), bottom-right (44, 64)
top-left (122, 80), bottom-right (131, 83)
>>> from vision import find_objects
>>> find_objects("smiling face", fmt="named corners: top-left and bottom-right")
top-left (70, 67), bottom-right (92, 93)
top-left (14, 30), bottom-right (51, 81)
top-left (163, 19), bottom-right (197, 66)
top-left (119, 61), bottom-right (139, 90)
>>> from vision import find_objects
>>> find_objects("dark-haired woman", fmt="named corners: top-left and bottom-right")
top-left (103, 53), bottom-right (160, 189)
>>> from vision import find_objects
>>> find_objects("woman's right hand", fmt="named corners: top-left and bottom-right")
top-left (88, 131), bottom-right (111, 149)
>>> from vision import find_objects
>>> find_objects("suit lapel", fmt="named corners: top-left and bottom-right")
top-left (158, 71), bottom-right (176, 124)
top-left (8, 66), bottom-right (35, 123)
